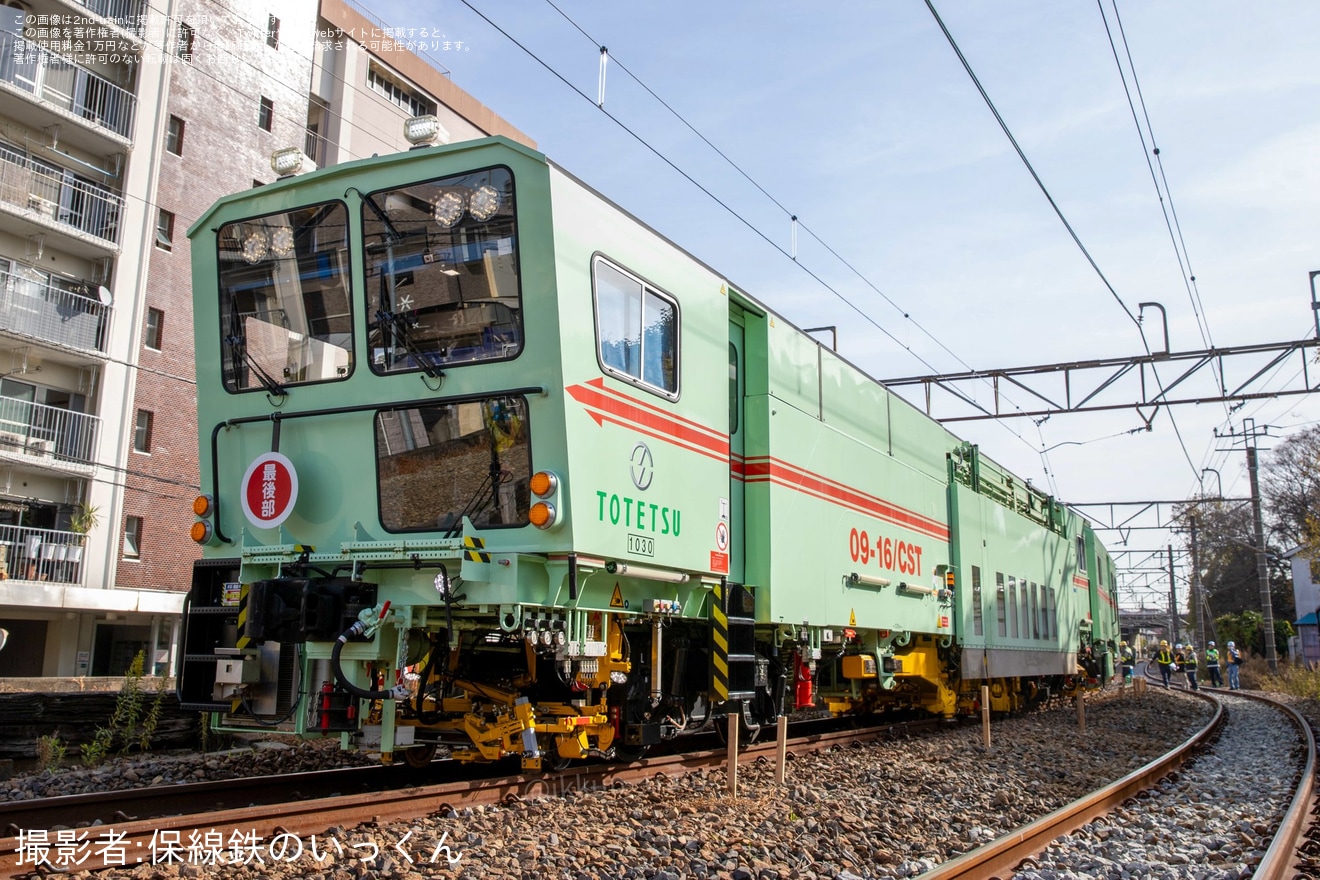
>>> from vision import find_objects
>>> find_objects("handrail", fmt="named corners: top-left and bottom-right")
top-left (0, 395), bottom-right (101, 465)
top-left (0, 31), bottom-right (137, 138)
top-left (0, 267), bottom-right (111, 354)
top-left (0, 147), bottom-right (122, 245)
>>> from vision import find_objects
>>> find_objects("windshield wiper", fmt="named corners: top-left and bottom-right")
top-left (374, 309), bottom-right (444, 382)
top-left (224, 333), bottom-right (288, 400)
top-left (443, 468), bottom-right (510, 538)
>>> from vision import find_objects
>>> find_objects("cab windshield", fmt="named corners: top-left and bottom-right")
top-left (376, 395), bottom-right (531, 532)
top-left (217, 202), bottom-right (353, 393)
top-left (362, 166), bottom-right (521, 374)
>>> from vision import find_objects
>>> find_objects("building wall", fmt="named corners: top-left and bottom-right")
top-left (1291, 554), bottom-right (1319, 619)
top-left (1291, 553), bottom-right (1320, 666)
top-left (117, 0), bottom-right (320, 593)
top-left (312, 0), bottom-right (531, 165)
top-left (0, 0), bottom-right (534, 676)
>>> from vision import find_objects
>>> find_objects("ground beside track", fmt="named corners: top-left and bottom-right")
top-left (30, 690), bottom-right (1213, 880)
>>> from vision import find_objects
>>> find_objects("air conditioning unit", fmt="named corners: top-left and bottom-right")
top-left (26, 439), bottom-right (52, 457)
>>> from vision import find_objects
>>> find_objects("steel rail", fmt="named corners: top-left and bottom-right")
top-left (0, 720), bottom-right (937, 878)
top-left (916, 688), bottom-right (1315, 880)
top-left (914, 690), bottom-right (1225, 880)
top-left (1244, 691), bottom-right (1315, 880)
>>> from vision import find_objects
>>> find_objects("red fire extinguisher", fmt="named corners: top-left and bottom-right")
top-left (794, 654), bottom-right (814, 709)
top-left (319, 680), bottom-right (333, 731)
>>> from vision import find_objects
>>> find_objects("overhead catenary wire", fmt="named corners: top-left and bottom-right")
top-left (453, 0), bottom-right (940, 375)
top-left (528, 0), bottom-right (1062, 486)
top-left (1097, 0), bottom-right (1233, 476)
top-left (1107, 0), bottom-right (1216, 350)
top-left (923, 0), bottom-right (1139, 330)
top-left (923, 0), bottom-right (1201, 484)
top-left (540, 0), bottom-right (1024, 391)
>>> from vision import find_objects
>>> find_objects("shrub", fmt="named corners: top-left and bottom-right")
top-left (36, 734), bottom-right (66, 773)
top-left (80, 649), bottom-right (165, 766)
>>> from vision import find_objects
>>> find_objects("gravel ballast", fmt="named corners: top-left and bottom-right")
top-left (6, 688), bottom-right (1246, 879)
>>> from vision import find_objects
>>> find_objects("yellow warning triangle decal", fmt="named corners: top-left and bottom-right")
top-left (849, 608), bottom-right (857, 626)
top-left (610, 584), bottom-right (625, 608)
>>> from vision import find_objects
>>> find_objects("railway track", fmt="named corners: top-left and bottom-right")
top-left (917, 687), bottom-right (1314, 880)
top-left (0, 719), bottom-right (942, 878)
top-left (3, 688), bottom-right (1312, 879)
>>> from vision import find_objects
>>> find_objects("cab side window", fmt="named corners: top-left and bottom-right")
top-left (592, 256), bottom-right (678, 398)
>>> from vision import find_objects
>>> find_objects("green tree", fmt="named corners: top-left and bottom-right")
top-left (1179, 500), bottom-right (1294, 625)
top-left (1214, 610), bottom-right (1293, 660)
top-left (1262, 426), bottom-right (1320, 554)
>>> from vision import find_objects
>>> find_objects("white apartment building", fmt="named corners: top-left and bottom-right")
top-left (0, 0), bottom-right (529, 679)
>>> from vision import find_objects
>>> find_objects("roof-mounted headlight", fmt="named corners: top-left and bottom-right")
top-left (404, 114), bottom-right (449, 147)
top-left (270, 147), bottom-right (314, 177)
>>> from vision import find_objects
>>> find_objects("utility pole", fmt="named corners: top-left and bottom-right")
top-left (1189, 512), bottom-right (1205, 647)
top-left (1247, 440), bottom-right (1278, 672)
top-left (1218, 418), bottom-right (1278, 671)
top-left (1167, 544), bottom-right (1178, 643)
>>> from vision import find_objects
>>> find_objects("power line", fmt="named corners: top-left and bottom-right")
top-left (1107, 0), bottom-right (1216, 349)
top-left (923, 0), bottom-right (1202, 482)
top-left (476, 0), bottom-right (1069, 475)
top-left (923, 0), bottom-right (1138, 329)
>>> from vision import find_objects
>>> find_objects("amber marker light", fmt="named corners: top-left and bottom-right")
top-left (529, 501), bottom-right (557, 529)
top-left (190, 520), bottom-right (212, 543)
top-left (192, 495), bottom-right (213, 517)
top-left (529, 471), bottom-right (558, 498)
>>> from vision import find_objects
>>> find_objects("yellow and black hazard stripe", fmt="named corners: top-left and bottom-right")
top-left (236, 583), bottom-right (251, 650)
top-left (463, 536), bottom-right (490, 563)
top-left (233, 583), bottom-right (252, 713)
top-left (710, 578), bottom-right (729, 702)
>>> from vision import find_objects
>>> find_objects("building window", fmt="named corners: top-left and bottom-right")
top-left (144, 308), bottom-right (163, 350)
top-left (123, 516), bottom-right (142, 559)
top-left (166, 116), bottom-right (184, 155)
top-left (266, 14), bottom-right (279, 48)
top-left (366, 62), bottom-right (436, 118)
top-left (258, 96), bottom-right (274, 131)
top-left (155, 209), bottom-right (174, 251)
top-left (133, 410), bottom-right (153, 453)
top-left (176, 22), bottom-right (194, 61)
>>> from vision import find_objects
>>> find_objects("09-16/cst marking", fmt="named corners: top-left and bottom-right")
top-left (848, 527), bottom-right (924, 575)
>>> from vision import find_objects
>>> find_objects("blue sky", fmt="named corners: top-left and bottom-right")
top-left (361, 0), bottom-right (1320, 606)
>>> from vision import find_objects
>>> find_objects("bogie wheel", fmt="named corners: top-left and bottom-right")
top-left (548, 752), bottom-right (576, 772)
top-left (402, 743), bottom-right (437, 768)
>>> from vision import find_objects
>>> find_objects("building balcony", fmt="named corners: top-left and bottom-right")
top-left (0, 31), bottom-right (137, 145)
top-left (67, 0), bottom-right (149, 37)
top-left (0, 145), bottom-right (121, 254)
top-left (0, 397), bottom-right (100, 469)
top-left (0, 267), bottom-right (111, 356)
top-left (0, 524), bottom-right (87, 586)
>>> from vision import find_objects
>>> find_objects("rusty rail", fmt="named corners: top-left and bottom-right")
top-left (1248, 691), bottom-right (1315, 880)
top-left (917, 689), bottom-right (1314, 880)
top-left (0, 721), bottom-right (930, 877)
